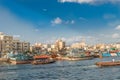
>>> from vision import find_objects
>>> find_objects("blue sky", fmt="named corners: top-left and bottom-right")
top-left (0, 0), bottom-right (120, 44)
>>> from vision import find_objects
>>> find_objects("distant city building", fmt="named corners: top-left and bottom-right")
top-left (95, 43), bottom-right (105, 50)
top-left (55, 39), bottom-right (65, 51)
top-left (43, 44), bottom-right (51, 49)
top-left (31, 43), bottom-right (42, 53)
top-left (71, 40), bottom-right (86, 49)
top-left (51, 44), bottom-right (55, 49)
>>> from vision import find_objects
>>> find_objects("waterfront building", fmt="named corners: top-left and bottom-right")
top-left (0, 32), bottom-right (13, 52)
top-left (0, 32), bottom-right (30, 53)
top-left (22, 41), bottom-right (30, 52)
top-left (31, 43), bottom-right (42, 53)
top-left (12, 40), bottom-right (23, 52)
top-left (12, 40), bottom-right (30, 53)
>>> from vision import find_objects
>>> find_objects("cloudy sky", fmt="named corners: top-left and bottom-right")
top-left (0, 0), bottom-right (120, 44)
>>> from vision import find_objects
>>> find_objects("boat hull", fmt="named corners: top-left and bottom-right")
top-left (95, 61), bottom-right (120, 67)
top-left (10, 60), bottom-right (32, 64)
top-left (0, 58), bottom-right (9, 62)
top-left (32, 59), bottom-right (55, 65)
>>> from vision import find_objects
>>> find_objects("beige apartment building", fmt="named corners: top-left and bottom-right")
top-left (12, 40), bottom-right (23, 52)
top-left (0, 32), bottom-right (30, 53)
top-left (0, 32), bottom-right (13, 52)
top-left (22, 41), bottom-right (30, 52)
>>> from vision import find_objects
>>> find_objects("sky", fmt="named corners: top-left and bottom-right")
top-left (0, 0), bottom-right (120, 45)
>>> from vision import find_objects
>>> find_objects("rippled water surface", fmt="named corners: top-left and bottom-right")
top-left (0, 57), bottom-right (120, 80)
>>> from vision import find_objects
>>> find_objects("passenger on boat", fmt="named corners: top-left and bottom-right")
top-left (112, 59), bottom-right (115, 62)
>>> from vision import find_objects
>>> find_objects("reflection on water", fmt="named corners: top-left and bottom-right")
top-left (0, 57), bottom-right (120, 80)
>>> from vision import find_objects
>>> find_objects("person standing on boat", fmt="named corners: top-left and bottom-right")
top-left (112, 59), bottom-right (115, 62)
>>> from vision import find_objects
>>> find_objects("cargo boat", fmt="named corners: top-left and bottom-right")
top-left (32, 55), bottom-right (55, 65)
top-left (95, 61), bottom-right (120, 67)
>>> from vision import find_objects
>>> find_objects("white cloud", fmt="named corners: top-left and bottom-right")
top-left (51, 17), bottom-right (62, 25)
top-left (115, 25), bottom-right (120, 30)
top-left (13, 35), bottom-right (21, 38)
top-left (65, 20), bottom-right (75, 24)
top-left (112, 33), bottom-right (120, 39)
top-left (58, 0), bottom-right (120, 4)
top-left (51, 17), bottom-right (75, 25)
top-left (59, 0), bottom-right (94, 4)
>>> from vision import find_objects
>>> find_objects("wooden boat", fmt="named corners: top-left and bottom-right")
top-left (0, 58), bottom-right (9, 62)
top-left (95, 61), bottom-right (120, 67)
top-left (32, 55), bottom-right (55, 65)
top-left (9, 53), bottom-right (33, 64)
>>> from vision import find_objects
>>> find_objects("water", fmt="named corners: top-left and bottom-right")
top-left (0, 57), bottom-right (120, 80)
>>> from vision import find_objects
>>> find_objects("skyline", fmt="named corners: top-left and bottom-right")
top-left (0, 0), bottom-right (120, 44)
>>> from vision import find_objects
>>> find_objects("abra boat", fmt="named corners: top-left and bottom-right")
top-left (32, 55), bottom-right (55, 65)
top-left (61, 48), bottom-right (93, 61)
top-left (56, 56), bottom-right (93, 61)
top-left (95, 61), bottom-right (120, 67)
top-left (9, 53), bottom-right (33, 64)
top-left (10, 58), bottom-right (32, 64)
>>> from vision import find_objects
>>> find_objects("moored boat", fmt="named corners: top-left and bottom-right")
top-left (10, 58), bottom-right (32, 64)
top-left (9, 52), bottom-right (33, 64)
top-left (55, 56), bottom-right (93, 61)
top-left (0, 58), bottom-right (9, 62)
top-left (31, 55), bottom-right (55, 65)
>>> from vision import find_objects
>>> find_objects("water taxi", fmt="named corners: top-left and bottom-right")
top-left (8, 52), bottom-right (33, 64)
top-left (95, 61), bottom-right (120, 67)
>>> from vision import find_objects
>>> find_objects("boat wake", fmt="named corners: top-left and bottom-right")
top-left (81, 65), bottom-right (97, 68)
